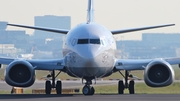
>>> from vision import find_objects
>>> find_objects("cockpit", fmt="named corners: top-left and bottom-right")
top-left (70, 38), bottom-right (106, 46)
top-left (77, 39), bottom-right (103, 45)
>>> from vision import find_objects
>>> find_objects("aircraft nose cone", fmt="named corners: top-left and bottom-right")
top-left (77, 45), bottom-right (99, 59)
top-left (79, 49), bottom-right (97, 59)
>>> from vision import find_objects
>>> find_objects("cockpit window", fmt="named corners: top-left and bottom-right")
top-left (77, 39), bottom-right (88, 44)
top-left (77, 38), bottom-right (102, 45)
top-left (90, 39), bottom-right (100, 44)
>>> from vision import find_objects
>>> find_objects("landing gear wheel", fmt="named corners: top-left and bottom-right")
top-left (45, 80), bottom-right (51, 94)
top-left (118, 80), bottom-right (124, 94)
top-left (90, 86), bottom-right (95, 95)
top-left (44, 70), bottom-right (62, 95)
top-left (83, 85), bottom-right (91, 95)
top-left (129, 80), bottom-right (135, 94)
top-left (56, 80), bottom-right (62, 94)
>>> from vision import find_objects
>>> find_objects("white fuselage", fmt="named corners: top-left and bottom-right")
top-left (63, 22), bottom-right (117, 78)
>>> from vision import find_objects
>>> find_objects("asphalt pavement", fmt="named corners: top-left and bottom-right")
top-left (0, 94), bottom-right (180, 101)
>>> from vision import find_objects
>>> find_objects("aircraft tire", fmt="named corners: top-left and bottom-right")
top-left (83, 85), bottom-right (91, 95)
top-left (56, 80), bottom-right (62, 94)
top-left (118, 80), bottom-right (124, 94)
top-left (45, 80), bottom-right (51, 94)
top-left (90, 86), bottom-right (95, 95)
top-left (129, 80), bottom-right (135, 94)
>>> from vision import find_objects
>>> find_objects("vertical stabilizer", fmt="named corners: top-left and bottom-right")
top-left (87, 0), bottom-right (94, 23)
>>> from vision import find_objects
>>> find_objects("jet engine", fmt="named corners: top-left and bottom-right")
top-left (144, 59), bottom-right (174, 87)
top-left (5, 60), bottom-right (35, 87)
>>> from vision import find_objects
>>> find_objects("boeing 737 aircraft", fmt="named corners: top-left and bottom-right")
top-left (0, 0), bottom-right (179, 95)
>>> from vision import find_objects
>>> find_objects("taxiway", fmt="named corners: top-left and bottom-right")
top-left (0, 94), bottom-right (179, 101)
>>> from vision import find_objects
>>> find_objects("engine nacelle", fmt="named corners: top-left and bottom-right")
top-left (144, 59), bottom-right (174, 87)
top-left (5, 60), bottom-right (35, 87)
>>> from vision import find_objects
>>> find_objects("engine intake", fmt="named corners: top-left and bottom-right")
top-left (144, 59), bottom-right (174, 87)
top-left (5, 60), bottom-right (35, 87)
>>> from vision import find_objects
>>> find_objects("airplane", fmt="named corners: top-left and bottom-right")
top-left (0, 0), bottom-right (179, 95)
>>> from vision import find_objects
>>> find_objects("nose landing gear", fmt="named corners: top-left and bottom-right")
top-left (82, 77), bottom-right (95, 95)
top-left (82, 85), bottom-right (95, 95)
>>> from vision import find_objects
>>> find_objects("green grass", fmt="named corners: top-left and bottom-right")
top-left (135, 82), bottom-right (180, 94)
top-left (0, 89), bottom-right (33, 94)
top-left (93, 82), bottom-right (180, 94)
top-left (0, 90), bottom-right (11, 94)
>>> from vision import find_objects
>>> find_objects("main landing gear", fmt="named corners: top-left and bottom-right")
top-left (82, 77), bottom-right (95, 95)
top-left (118, 70), bottom-right (135, 94)
top-left (45, 70), bottom-right (62, 94)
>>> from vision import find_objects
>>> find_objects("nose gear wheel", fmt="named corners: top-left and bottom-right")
top-left (82, 77), bottom-right (95, 95)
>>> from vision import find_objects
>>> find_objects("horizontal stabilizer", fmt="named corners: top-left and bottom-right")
top-left (7, 23), bottom-right (69, 34)
top-left (111, 24), bottom-right (175, 35)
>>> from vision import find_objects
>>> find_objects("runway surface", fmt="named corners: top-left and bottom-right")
top-left (0, 94), bottom-right (180, 101)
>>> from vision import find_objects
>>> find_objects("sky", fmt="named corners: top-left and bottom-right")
top-left (0, 0), bottom-right (180, 40)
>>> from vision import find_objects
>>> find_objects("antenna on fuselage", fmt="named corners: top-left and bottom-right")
top-left (87, 0), bottom-right (95, 24)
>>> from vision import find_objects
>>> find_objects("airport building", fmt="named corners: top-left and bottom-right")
top-left (0, 21), bottom-right (30, 57)
top-left (116, 33), bottom-right (180, 59)
top-left (33, 15), bottom-right (71, 39)
top-left (30, 15), bottom-right (71, 58)
top-left (0, 15), bottom-right (71, 59)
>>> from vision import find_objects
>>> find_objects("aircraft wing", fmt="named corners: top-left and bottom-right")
top-left (0, 57), bottom-right (65, 70)
top-left (111, 24), bottom-right (175, 35)
top-left (114, 59), bottom-right (151, 70)
top-left (114, 57), bottom-right (180, 71)
top-left (164, 57), bottom-right (180, 65)
top-left (28, 59), bottom-right (65, 70)
top-left (7, 23), bottom-right (69, 34)
top-left (0, 57), bottom-right (15, 65)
